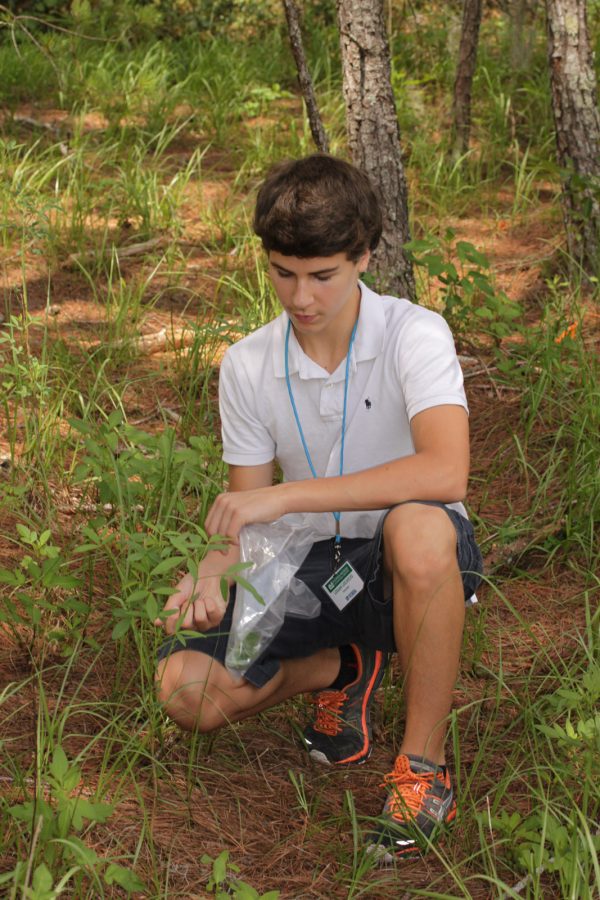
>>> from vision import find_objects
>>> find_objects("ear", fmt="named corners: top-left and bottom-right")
top-left (358, 249), bottom-right (371, 273)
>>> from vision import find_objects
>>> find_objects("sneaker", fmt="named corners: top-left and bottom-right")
top-left (367, 754), bottom-right (457, 863)
top-left (302, 644), bottom-right (388, 766)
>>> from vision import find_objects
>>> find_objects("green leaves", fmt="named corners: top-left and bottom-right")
top-left (404, 231), bottom-right (523, 341)
top-left (202, 850), bottom-right (279, 899)
top-left (7, 746), bottom-right (144, 896)
top-left (150, 555), bottom-right (186, 577)
top-left (0, 524), bottom-right (86, 650)
top-left (30, 863), bottom-right (54, 898)
top-left (479, 639), bottom-right (600, 896)
top-left (456, 240), bottom-right (490, 268)
top-left (72, 415), bottom-right (221, 525)
top-left (485, 807), bottom-right (600, 890)
top-left (65, 416), bottom-right (226, 642)
top-left (104, 863), bottom-right (146, 892)
top-left (49, 747), bottom-right (69, 783)
top-left (68, 417), bottom-right (225, 640)
top-left (536, 660), bottom-right (600, 751)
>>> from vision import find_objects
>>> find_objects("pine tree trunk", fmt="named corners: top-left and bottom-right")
top-left (451, 0), bottom-right (483, 160)
top-left (546, 0), bottom-right (600, 276)
top-left (336, 0), bottom-right (415, 300)
top-left (283, 0), bottom-right (329, 153)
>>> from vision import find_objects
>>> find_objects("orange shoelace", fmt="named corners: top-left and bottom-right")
top-left (381, 755), bottom-right (438, 819)
top-left (312, 690), bottom-right (347, 736)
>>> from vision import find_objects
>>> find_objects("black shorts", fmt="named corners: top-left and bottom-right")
top-left (157, 502), bottom-right (483, 688)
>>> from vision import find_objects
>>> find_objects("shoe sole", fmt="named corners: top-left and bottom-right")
top-left (366, 843), bottom-right (423, 865)
top-left (309, 746), bottom-right (372, 767)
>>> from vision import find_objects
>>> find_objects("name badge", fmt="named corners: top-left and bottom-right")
top-left (322, 561), bottom-right (365, 611)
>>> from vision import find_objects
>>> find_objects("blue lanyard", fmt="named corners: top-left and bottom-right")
top-left (284, 317), bottom-right (358, 547)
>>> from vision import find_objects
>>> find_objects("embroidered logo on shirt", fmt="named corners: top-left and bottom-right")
top-left (365, 398), bottom-right (372, 410)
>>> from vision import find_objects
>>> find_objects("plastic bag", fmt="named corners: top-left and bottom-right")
top-left (225, 514), bottom-right (323, 678)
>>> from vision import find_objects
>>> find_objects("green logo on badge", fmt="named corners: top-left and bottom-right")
top-left (325, 562), bottom-right (352, 593)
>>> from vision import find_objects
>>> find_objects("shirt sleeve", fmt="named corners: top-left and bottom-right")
top-left (397, 310), bottom-right (468, 421)
top-left (219, 348), bottom-right (276, 466)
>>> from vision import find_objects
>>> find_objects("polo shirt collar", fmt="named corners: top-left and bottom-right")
top-left (272, 281), bottom-right (386, 379)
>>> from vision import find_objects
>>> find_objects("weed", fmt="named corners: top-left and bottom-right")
top-left (69, 412), bottom-right (224, 638)
top-left (405, 229), bottom-right (523, 341)
top-left (495, 284), bottom-right (599, 565)
top-left (170, 317), bottom-right (236, 440)
top-left (218, 242), bottom-right (280, 331)
top-left (0, 524), bottom-right (84, 655)
top-left (476, 596), bottom-right (600, 898)
top-left (4, 746), bottom-right (145, 897)
top-left (202, 849), bottom-right (280, 899)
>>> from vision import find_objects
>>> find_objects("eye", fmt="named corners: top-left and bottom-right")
top-left (314, 274), bottom-right (332, 282)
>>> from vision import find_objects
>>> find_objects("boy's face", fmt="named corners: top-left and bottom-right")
top-left (268, 250), bottom-right (370, 337)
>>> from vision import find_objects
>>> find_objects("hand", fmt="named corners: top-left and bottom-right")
top-left (204, 484), bottom-right (287, 542)
top-left (155, 572), bottom-right (227, 635)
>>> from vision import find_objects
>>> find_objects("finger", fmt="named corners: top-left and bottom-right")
top-left (209, 496), bottom-right (242, 540)
top-left (209, 594), bottom-right (227, 626)
top-left (195, 595), bottom-right (222, 630)
top-left (164, 594), bottom-right (194, 635)
top-left (157, 575), bottom-right (195, 630)
top-left (211, 500), bottom-right (239, 542)
top-left (180, 599), bottom-right (196, 631)
top-left (206, 502), bottom-right (239, 551)
top-left (225, 511), bottom-right (243, 542)
top-left (176, 573), bottom-right (198, 600)
top-left (161, 593), bottom-right (185, 619)
top-left (204, 494), bottom-right (227, 536)
top-left (158, 608), bottom-right (182, 632)
top-left (163, 575), bottom-right (194, 611)
top-left (154, 610), bottom-right (176, 627)
top-left (202, 594), bottom-right (222, 628)
top-left (192, 594), bottom-right (223, 631)
top-left (163, 606), bottom-right (178, 636)
top-left (157, 596), bottom-right (183, 631)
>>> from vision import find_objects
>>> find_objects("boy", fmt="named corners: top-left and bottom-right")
top-left (156, 154), bottom-right (483, 862)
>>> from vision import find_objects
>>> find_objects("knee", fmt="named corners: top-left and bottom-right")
top-left (156, 655), bottom-right (228, 733)
top-left (383, 503), bottom-right (457, 588)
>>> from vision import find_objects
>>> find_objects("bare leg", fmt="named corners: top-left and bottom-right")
top-left (383, 503), bottom-right (465, 764)
top-left (156, 646), bottom-right (340, 732)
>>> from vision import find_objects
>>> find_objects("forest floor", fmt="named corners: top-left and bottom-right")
top-left (1, 102), bottom-right (598, 899)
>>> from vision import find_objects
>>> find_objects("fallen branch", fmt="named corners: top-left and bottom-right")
top-left (483, 520), bottom-right (565, 571)
top-left (79, 326), bottom-right (197, 355)
top-left (66, 236), bottom-right (169, 268)
top-left (12, 114), bottom-right (69, 155)
top-left (463, 366), bottom-right (495, 379)
top-left (13, 113), bottom-right (63, 134)
top-left (130, 406), bottom-right (182, 426)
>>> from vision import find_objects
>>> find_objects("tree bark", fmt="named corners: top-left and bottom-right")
top-left (451, 0), bottom-right (484, 160)
top-left (283, 0), bottom-right (329, 153)
top-left (546, 0), bottom-right (600, 276)
top-left (336, 0), bottom-right (415, 300)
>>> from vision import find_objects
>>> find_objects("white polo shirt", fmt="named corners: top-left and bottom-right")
top-left (219, 282), bottom-right (468, 539)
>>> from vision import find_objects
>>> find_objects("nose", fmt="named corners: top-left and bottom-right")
top-left (292, 278), bottom-right (312, 310)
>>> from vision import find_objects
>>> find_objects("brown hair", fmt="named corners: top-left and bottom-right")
top-left (253, 154), bottom-right (382, 261)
